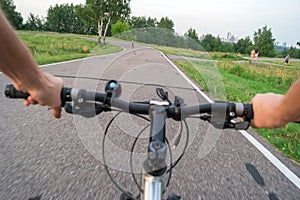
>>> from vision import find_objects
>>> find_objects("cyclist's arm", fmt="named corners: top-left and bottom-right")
top-left (251, 77), bottom-right (300, 128)
top-left (0, 9), bottom-right (63, 118)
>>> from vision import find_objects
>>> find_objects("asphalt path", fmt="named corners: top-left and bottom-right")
top-left (0, 40), bottom-right (299, 199)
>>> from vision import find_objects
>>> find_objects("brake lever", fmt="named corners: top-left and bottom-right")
top-left (200, 114), bottom-right (227, 129)
top-left (231, 120), bottom-right (251, 130)
top-left (64, 102), bottom-right (110, 118)
top-left (200, 114), bottom-right (251, 130)
top-left (215, 119), bottom-right (251, 130)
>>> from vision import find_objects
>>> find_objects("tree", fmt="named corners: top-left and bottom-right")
top-left (200, 34), bottom-right (223, 52)
top-left (297, 41), bottom-right (300, 47)
top-left (157, 17), bottom-right (174, 31)
top-left (281, 47), bottom-right (289, 57)
top-left (234, 36), bottom-right (253, 54)
top-left (74, 4), bottom-right (96, 35)
top-left (222, 42), bottom-right (234, 52)
top-left (184, 28), bottom-right (199, 43)
top-left (253, 25), bottom-right (275, 57)
top-left (146, 17), bottom-right (157, 28)
top-left (111, 20), bottom-right (130, 35)
top-left (129, 16), bottom-right (147, 28)
top-left (129, 16), bottom-right (157, 29)
top-left (0, 0), bottom-right (23, 29)
top-left (86, 0), bottom-right (131, 44)
top-left (283, 46), bottom-right (300, 59)
top-left (46, 3), bottom-right (83, 34)
top-left (24, 13), bottom-right (44, 31)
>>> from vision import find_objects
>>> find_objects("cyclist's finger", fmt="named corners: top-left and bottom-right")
top-left (23, 99), bottom-right (30, 106)
top-left (51, 107), bottom-right (62, 119)
top-left (250, 121), bottom-right (258, 128)
top-left (23, 96), bottom-right (38, 106)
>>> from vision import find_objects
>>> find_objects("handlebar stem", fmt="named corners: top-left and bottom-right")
top-left (140, 105), bottom-right (168, 177)
top-left (149, 105), bottom-right (167, 143)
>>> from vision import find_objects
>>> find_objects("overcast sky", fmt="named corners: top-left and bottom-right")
top-left (14, 0), bottom-right (299, 46)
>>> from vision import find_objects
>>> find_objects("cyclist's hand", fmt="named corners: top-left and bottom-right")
top-left (251, 93), bottom-right (286, 128)
top-left (13, 73), bottom-right (63, 119)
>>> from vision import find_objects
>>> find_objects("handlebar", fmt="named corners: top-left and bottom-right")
top-left (4, 82), bottom-right (253, 130)
top-left (5, 84), bottom-right (30, 99)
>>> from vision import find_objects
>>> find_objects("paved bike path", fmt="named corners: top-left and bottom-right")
top-left (0, 40), bottom-right (299, 199)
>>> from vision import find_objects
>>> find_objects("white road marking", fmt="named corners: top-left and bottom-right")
top-left (240, 130), bottom-right (300, 189)
top-left (160, 52), bottom-right (300, 190)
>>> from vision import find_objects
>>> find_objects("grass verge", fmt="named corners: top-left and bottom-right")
top-left (174, 60), bottom-right (300, 163)
top-left (148, 44), bottom-right (248, 61)
top-left (17, 31), bottom-right (122, 65)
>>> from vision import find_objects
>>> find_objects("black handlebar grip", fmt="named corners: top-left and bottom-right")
top-left (5, 84), bottom-right (72, 108)
top-left (60, 87), bottom-right (72, 107)
top-left (243, 103), bottom-right (254, 120)
top-left (5, 84), bottom-right (30, 99)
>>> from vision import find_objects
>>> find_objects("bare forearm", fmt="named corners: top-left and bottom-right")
top-left (0, 10), bottom-right (43, 91)
top-left (279, 78), bottom-right (300, 123)
top-left (0, 9), bottom-right (63, 118)
top-left (251, 77), bottom-right (300, 128)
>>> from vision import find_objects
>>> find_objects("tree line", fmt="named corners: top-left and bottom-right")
top-left (1, 0), bottom-right (300, 58)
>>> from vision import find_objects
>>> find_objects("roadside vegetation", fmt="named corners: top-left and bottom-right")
top-left (216, 61), bottom-right (299, 163)
top-left (157, 47), bottom-right (300, 163)
top-left (153, 45), bottom-right (247, 61)
top-left (17, 31), bottom-right (122, 65)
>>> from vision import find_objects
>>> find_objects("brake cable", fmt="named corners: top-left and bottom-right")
top-left (54, 75), bottom-right (199, 92)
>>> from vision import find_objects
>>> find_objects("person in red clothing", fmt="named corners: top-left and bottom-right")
top-left (250, 50), bottom-right (255, 63)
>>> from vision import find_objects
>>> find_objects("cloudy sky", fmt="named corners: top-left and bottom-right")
top-left (14, 0), bottom-right (299, 46)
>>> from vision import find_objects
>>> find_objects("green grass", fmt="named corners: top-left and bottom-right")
top-left (150, 44), bottom-right (247, 61)
top-left (210, 52), bottom-right (247, 61)
top-left (217, 62), bottom-right (298, 93)
top-left (153, 45), bottom-right (211, 59)
top-left (17, 31), bottom-right (122, 65)
top-left (259, 60), bottom-right (300, 69)
top-left (258, 125), bottom-right (299, 163)
top-left (174, 60), bottom-right (300, 163)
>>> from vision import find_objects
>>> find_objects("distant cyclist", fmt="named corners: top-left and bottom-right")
top-left (284, 54), bottom-right (290, 64)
